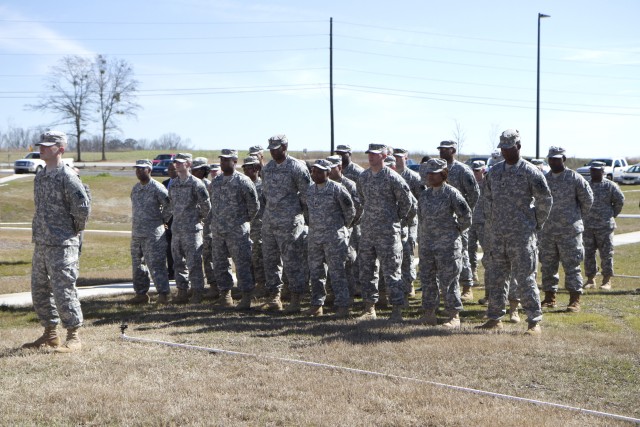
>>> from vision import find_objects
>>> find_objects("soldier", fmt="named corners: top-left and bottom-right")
top-left (335, 144), bottom-right (365, 182)
top-left (437, 140), bottom-right (480, 301)
top-left (242, 156), bottom-right (267, 297)
top-left (306, 159), bottom-right (356, 317)
top-left (209, 163), bottom-right (221, 180)
top-left (129, 160), bottom-right (172, 305)
top-left (417, 159), bottom-right (471, 328)
top-left (249, 145), bottom-right (265, 168)
top-left (162, 162), bottom-right (177, 280)
top-left (539, 147), bottom-right (593, 312)
top-left (22, 131), bottom-right (91, 353)
top-left (260, 135), bottom-right (311, 312)
top-left (468, 160), bottom-right (486, 285)
top-left (169, 153), bottom-right (211, 304)
top-left (357, 143), bottom-right (413, 322)
top-left (583, 162), bottom-right (625, 290)
top-left (478, 129), bottom-right (552, 335)
top-left (384, 156), bottom-right (396, 169)
top-left (393, 148), bottom-right (425, 298)
top-left (209, 149), bottom-right (260, 309)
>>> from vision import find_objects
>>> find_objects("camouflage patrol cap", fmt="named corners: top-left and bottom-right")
top-left (191, 157), bottom-right (209, 169)
top-left (393, 147), bottom-right (409, 156)
top-left (312, 159), bottom-right (332, 171)
top-left (384, 156), bottom-right (396, 167)
top-left (326, 155), bottom-right (341, 167)
top-left (134, 159), bottom-right (152, 169)
top-left (491, 149), bottom-right (504, 161)
top-left (471, 160), bottom-right (486, 170)
top-left (437, 140), bottom-right (457, 149)
top-left (365, 143), bottom-right (387, 154)
top-left (242, 156), bottom-right (259, 167)
top-left (590, 161), bottom-right (606, 170)
top-left (219, 149), bottom-right (238, 159)
top-left (547, 146), bottom-right (566, 159)
top-left (248, 145), bottom-right (263, 155)
top-left (335, 144), bottom-right (352, 153)
top-left (267, 134), bottom-right (288, 149)
top-left (36, 130), bottom-right (67, 147)
top-left (498, 129), bottom-right (520, 149)
top-left (210, 163), bottom-right (221, 171)
top-left (423, 158), bottom-right (448, 173)
top-left (173, 153), bottom-right (192, 163)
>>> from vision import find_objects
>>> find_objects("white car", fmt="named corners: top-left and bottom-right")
top-left (14, 152), bottom-right (74, 174)
top-left (576, 158), bottom-right (629, 182)
top-left (619, 164), bottom-right (640, 185)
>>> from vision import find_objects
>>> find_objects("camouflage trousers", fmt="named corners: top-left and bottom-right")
top-left (419, 245), bottom-right (463, 313)
top-left (583, 227), bottom-right (615, 278)
top-left (477, 225), bottom-right (519, 303)
top-left (402, 223), bottom-right (418, 293)
top-left (31, 244), bottom-right (83, 329)
top-left (262, 220), bottom-right (307, 294)
top-left (212, 224), bottom-right (255, 292)
top-left (250, 221), bottom-right (265, 285)
top-left (202, 232), bottom-right (217, 286)
top-left (131, 234), bottom-right (170, 295)
top-left (459, 230), bottom-right (473, 287)
top-left (486, 234), bottom-right (542, 323)
top-left (359, 226), bottom-right (404, 305)
top-left (308, 231), bottom-right (350, 307)
top-left (346, 224), bottom-right (360, 296)
top-left (539, 231), bottom-right (584, 293)
top-left (468, 222), bottom-right (484, 273)
top-left (171, 231), bottom-right (205, 291)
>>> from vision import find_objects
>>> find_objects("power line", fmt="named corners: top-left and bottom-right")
top-left (0, 67), bottom-right (328, 78)
top-left (0, 47), bottom-right (326, 57)
top-left (0, 19), bottom-right (325, 25)
top-left (1, 34), bottom-right (326, 41)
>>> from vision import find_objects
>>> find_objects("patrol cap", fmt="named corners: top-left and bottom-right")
top-left (365, 143), bottom-right (387, 154)
top-left (393, 147), bottom-right (409, 156)
top-left (384, 156), bottom-right (396, 167)
top-left (248, 145), bottom-right (263, 155)
top-left (471, 160), bottom-right (486, 170)
top-left (173, 153), bottom-right (192, 163)
top-left (210, 163), bottom-right (221, 171)
top-left (267, 134), bottom-right (288, 150)
top-left (491, 149), bottom-right (504, 161)
top-left (547, 146), bottom-right (566, 158)
top-left (242, 156), bottom-right (259, 167)
top-left (36, 130), bottom-right (68, 147)
top-left (326, 155), bottom-right (341, 167)
top-left (437, 140), bottom-right (457, 149)
top-left (191, 157), bottom-right (209, 169)
top-left (590, 161), bottom-right (606, 170)
top-left (219, 149), bottom-right (238, 159)
top-left (498, 129), bottom-right (520, 149)
top-left (312, 159), bottom-right (332, 171)
top-left (423, 158), bottom-right (447, 173)
top-left (335, 144), bottom-right (352, 153)
top-left (134, 159), bottom-right (152, 169)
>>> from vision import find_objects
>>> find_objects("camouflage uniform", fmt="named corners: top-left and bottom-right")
top-left (357, 166), bottom-right (413, 306)
top-left (31, 164), bottom-right (91, 329)
top-left (200, 177), bottom-right (217, 287)
top-left (484, 158), bottom-right (552, 322)
top-left (418, 182), bottom-right (471, 314)
top-left (343, 161), bottom-right (365, 183)
top-left (130, 177), bottom-right (171, 295)
top-left (398, 166), bottom-right (424, 294)
top-left (468, 176), bottom-right (485, 275)
top-left (540, 169), bottom-right (593, 293)
top-left (169, 174), bottom-right (211, 292)
top-left (209, 170), bottom-right (259, 292)
top-left (251, 177), bottom-right (267, 286)
top-left (332, 174), bottom-right (362, 297)
top-left (261, 155), bottom-right (311, 294)
top-left (583, 179), bottom-right (625, 278)
top-left (307, 179), bottom-right (356, 307)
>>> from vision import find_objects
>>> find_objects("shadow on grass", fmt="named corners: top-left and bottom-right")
top-left (0, 260), bottom-right (30, 266)
top-left (77, 277), bottom-right (131, 287)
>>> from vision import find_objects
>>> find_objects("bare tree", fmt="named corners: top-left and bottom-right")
top-left (93, 55), bottom-right (141, 161)
top-left (488, 122), bottom-right (501, 152)
top-left (451, 119), bottom-right (467, 154)
top-left (27, 56), bottom-right (94, 161)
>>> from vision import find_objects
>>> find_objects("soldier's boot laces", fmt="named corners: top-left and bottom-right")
top-left (303, 305), bottom-right (323, 317)
top-left (460, 286), bottom-right (474, 302)
top-left (524, 322), bottom-right (542, 336)
top-left (333, 306), bottom-right (350, 319)
top-left (172, 288), bottom-right (189, 304)
top-left (253, 282), bottom-right (267, 299)
top-left (284, 293), bottom-right (302, 314)
top-left (540, 291), bottom-right (557, 308)
top-left (417, 309), bottom-right (438, 326)
top-left (584, 276), bottom-right (596, 289)
top-left (509, 300), bottom-right (521, 323)
top-left (128, 293), bottom-right (150, 304)
top-left (442, 312), bottom-right (461, 329)
top-left (22, 326), bottom-right (60, 349)
top-left (476, 319), bottom-right (503, 331)
top-left (214, 289), bottom-right (234, 308)
top-left (389, 305), bottom-right (403, 323)
top-left (235, 292), bottom-right (253, 310)
top-left (55, 327), bottom-right (82, 353)
top-left (261, 290), bottom-right (283, 312)
top-left (357, 301), bottom-right (377, 320)
top-left (566, 291), bottom-right (581, 313)
top-left (600, 275), bottom-right (612, 290)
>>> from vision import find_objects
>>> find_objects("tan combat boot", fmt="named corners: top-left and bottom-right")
top-left (389, 305), bottom-right (403, 323)
top-left (55, 327), bottom-right (82, 353)
top-left (235, 291), bottom-right (253, 310)
top-left (284, 293), bottom-right (302, 314)
top-left (22, 326), bottom-right (60, 349)
top-left (407, 285), bottom-right (416, 298)
top-left (156, 293), bottom-right (170, 305)
top-left (442, 312), bottom-right (461, 329)
top-left (261, 289), bottom-right (283, 312)
top-left (172, 288), bottom-right (189, 304)
top-left (333, 306), bottom-right (350, 319)
top-left (214, 289), bottom-right (234, 308)
top-left (566, 291), bottom-right (581, 313)
top-left (476, 319), bottom-right (503, 331)
top-left (203, 285), bottom-right (220, 300)
top-left (128, 293), bottom-right (150, 304)
top-left (524, 322), bottom-right (542, 336)
top-left (460, 286), bottom-right (474, 302)
top-left (189, 289), bottom-right (204, 304)
top-left (253, 282), bottom-right (267, 299)
top-left (417, 309), bottom-right (437, 326)
top-left (600, 276), bottom-right (612, 290)
top-left (304, 305), bottom-right (323, 317)
top-left (509, 300), bottom-right (521, 323)
top-left (584, 276), bottom-right (596, 289)
top-left (540, 291), bottom-right (557, 308)
top-left (357, 301), bottom-right (377, 320)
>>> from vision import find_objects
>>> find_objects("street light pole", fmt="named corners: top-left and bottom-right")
top-left (536, 13), bottom-right (550, 159)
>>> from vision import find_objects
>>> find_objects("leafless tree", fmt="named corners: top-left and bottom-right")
top-left (451, 119), bottom-right (466, 155)
top-left (93, 55), bottom-right (141, 161)
top-left (488, 122), bottom-right (501, 152)
top-left (27, 56), bottom-right (94, 161)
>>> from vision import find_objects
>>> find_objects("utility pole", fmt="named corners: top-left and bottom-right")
top-left (330, 17), bottom-right (335, 155)
top-left (536, 13), bottom-right (550, 159)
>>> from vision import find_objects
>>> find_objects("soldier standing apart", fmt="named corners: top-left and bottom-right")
top-left (306, 159), bottom-right (356, 317)
top-left (209, 149), bottom-right (260, 309)
top-left (242, 156), bottom-right (267, 296)
top-left (583, 162), bottom-right (625, 290)
top-left (437, 140), bottom-right (479, 301)
top-left (539, 147), bottom-right (594, 311)
top-left (393, 148), bottom-right (424, 298)
top-left (478, 129), bottom-right (552, 335)
top-left (468, 160), bottom-right (486, 286)
top-left (417, 159), bottom-right (471, 328)
top-left (129, 160), bottom-right (172, 305)
top-left (260, 135), bottom-right (311, 312)
top-left (357, 143), bottom-right (413, 322)
top-left (23, 131), bottom-right (91, 353)
top-left (162, 163), bottom-right (177, 280)
top-left (169, 153), bottom-right (211, 304)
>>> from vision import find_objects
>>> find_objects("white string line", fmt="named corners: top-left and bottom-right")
top-left (120, 330), bottom-right (640, 424)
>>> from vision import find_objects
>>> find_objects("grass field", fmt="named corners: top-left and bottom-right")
top-left (1, 166), bottom-right (639, 425)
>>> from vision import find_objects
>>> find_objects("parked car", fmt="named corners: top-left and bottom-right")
top-left (14, 152), bottom-right (74, 174)
top-left (576, 158), bottom-right (629, 182)
top-left (151, 159), bottom-right (173, 176)
top-left (618, 164), bottom-right (640, 185)
top-left (525, 158), bottom-right (551, 174)
top-left (152, 153), bottom-right (176, 165)
top-left (464, 156), bottom-right (489, 168)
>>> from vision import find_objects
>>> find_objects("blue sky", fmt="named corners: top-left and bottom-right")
top-left (1, 0), bottom-right (639, 159)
